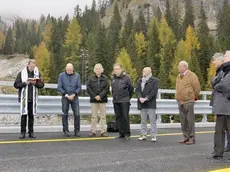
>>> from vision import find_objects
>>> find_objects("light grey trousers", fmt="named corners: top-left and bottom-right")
top-left (140, 109), bottom-right (157, 137)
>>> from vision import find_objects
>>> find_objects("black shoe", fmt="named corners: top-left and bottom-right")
top-left (74, 132), bottom-right (80, 137)
top-left (116, 135), bottom-right (125, 139)
top-left (225, 147), bottom-right (230, 152)
top-left (125, 136), bottom-right (130, 140)
top-left (206, 154), bottom-right (223, 160)
top-left (29, 133), bottom-right (36, 138)
top-left (19, 133), bottom-right (25, 139)
top-left (64, 131), bottom-right (70, 137)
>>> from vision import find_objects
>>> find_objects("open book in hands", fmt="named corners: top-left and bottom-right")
top-left (28, 78), bottom-right (40, 81)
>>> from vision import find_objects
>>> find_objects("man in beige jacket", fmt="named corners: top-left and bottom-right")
top-left (176, 61), bottom-right (201, 145)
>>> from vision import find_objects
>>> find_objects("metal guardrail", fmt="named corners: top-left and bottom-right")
top-left (0, 81), bottom-right (212, 95)
top-left (0, 81), bottom-right (213, 124)
top-left (0, 95), bottom-right (212, 124)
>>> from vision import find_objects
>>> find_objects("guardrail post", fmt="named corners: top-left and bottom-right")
top-left (201, 94), bottom-right (208, 123)
top-left (156, 92), bottom-right (162, 124)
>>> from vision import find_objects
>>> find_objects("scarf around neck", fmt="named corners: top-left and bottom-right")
top-left (141, 73), bottom-right (152, 91)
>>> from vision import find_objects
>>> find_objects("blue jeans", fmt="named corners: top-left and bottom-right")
top-left (227, 133), bottom-right (230, 148)
top-left (62, 96), bottom-right (80, 133)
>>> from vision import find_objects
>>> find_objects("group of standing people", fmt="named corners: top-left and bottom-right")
top-left (56, 63), bottom-right (160, 141)
top-left (13, 60), bottom-right (159, 141)
top-left (13, 51), bottom-right (230, 159)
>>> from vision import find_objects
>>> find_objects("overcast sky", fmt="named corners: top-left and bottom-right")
top-left (0, 0), bottom-right (92, 19)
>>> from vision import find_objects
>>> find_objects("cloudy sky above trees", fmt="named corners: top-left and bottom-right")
top-left (0, 0), bottom-right (92, 19)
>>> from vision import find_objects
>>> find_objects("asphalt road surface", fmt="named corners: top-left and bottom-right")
top-left (0, 128), bottom-right (230, 172)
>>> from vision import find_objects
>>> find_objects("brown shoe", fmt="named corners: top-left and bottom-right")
top-left (178, 138), bottom-right (189, 144)
top-left (101, 132), bottom-right (108, 137)
top-left (88, 132), bottom-right (96, 137)
top-left (185, 139), bottom-right (195, 145)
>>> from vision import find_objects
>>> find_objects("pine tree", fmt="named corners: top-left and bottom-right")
top-left (93, 24), bottom-right (110, 77)
top-left (182, 0), bottom-right (195, 36)
top-left (14, 20), bottom-right (21, 53)
top-left (134, 9), bottom-right (147, 35)
top-left (99, 0), bottom-right (108, 18)
top-left (74, 5), bottom-right (82, 21)
top-left (126, 31), bottom-right (137, 68)
top-left (165, 0), bottom-right (172, 27)
top-left (197, 1), bottom-right (214, 85)
top-left (158, 17), bottom-right (176, 89)
top-left (119, 10), bottom-right (133, 48)
top-left (90, 0), bottom-right (100, 31)
top-left (116, 48), bottom-right (138, 83)
top-left (86, 31), bottom-right (97, 76)
top-left (0, 31), bottom-right (5, 52)
top-left (217, 0), bottom-right (230, 51)
top-left (63, 17), bottom-right (82, 66)
top-left (171, 0), bottom-right (182, 40)
top-left (49, 17), bottom-right (65, 82)
top-left (3, 27), bottom-right (14, 54)
top-left (108, 3), bottom-right (122, 68)
top-left (63, 14), bottom-right (70, 35)
top-left (134, 32), bottom-right (147, 78)
top-left (155, 6), bottom-right (162, 22)
top-left (147, 17), bottom-right (161, 77)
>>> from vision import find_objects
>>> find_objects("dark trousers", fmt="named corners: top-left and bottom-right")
top-left (113, 102), bottom-right (131, 136)
top-left (21, 102), bottom-right (34, 133)
top-left (227, 132), bottom-right (230, 148)
top-left (62, 96), bottom-right (80, 133)
top-left (178, 102), bottom-right (195, 140)
top-left (213, 115), bottom-right (230, 157)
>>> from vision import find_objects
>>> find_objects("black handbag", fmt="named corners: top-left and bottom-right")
top-left (107, 121), bottom-right (118, 132)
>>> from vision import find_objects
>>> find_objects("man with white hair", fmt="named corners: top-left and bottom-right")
top-left (210, 53), bottom-right (225, 107)
top-left (209, 53), bottom-right (230, 153)
top-left (58, 63), bottom-right (81, 137)
top-left (176, 61), bottom-right (201, 145)
top-left (208, 51), bottom-right (230, 159)
top-left (87, 63), bottom-right (110, 137)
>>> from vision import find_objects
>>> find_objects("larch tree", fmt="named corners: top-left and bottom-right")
top-left (116, 48), bottom-right (138, 84)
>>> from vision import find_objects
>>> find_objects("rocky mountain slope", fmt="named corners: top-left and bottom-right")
top-left (102, 0), bottom-right (224, 30)
top-left (0, 55), bottom-right (29, 80)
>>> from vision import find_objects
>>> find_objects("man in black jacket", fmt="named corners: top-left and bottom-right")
top-left (112, 64), bottom-right (134, 140)
top-left (136, 67), bottom-right (159, 142)
top-left (87, 63), bottom-right (110, 137)
top-left (14, 59), bottom-right (44, 139)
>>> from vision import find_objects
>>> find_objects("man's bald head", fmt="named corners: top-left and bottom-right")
top-left (65, 63), bottom-right (74, 74)
top-left (224, 51), bottom-right (230, 63)
top-left (142, 67), bottom-right (152, 77)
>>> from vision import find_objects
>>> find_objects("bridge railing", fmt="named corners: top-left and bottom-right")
top-left (0, 81), bottom-right (212, 124)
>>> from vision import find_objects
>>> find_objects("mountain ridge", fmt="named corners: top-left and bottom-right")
top-left (102, 0), bottom-right (224, 31)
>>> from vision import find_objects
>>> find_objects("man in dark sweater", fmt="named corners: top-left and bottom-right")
top-left (112, 64), bottom-right (134, 140)
top-left (58, 63), bottom-right (81, 137)
top-left (14, 59), bottom-right (44, 139)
